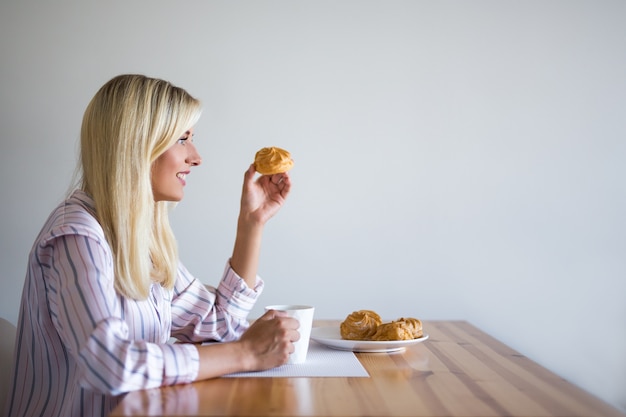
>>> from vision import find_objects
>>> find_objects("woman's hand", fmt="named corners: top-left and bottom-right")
top-left (239, 163), bottom-right (292, 226)
top-left (194, 310), bottom-right (300, 379)
top-left (230, 164), bottom-right (292, 286)
top-left (238, 309), bottom-right (300, 371)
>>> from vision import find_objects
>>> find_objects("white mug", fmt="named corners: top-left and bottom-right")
top-left (265, 304), bottom-right (315, 364)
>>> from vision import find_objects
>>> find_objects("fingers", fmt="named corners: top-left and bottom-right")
top-left (246, 164), bottom-right (288, 183)
top-left (269, 173), bottom-right (286, 185)
top-left (239, 313), bottom-right (301, 370)
top-left (269, 315), bottom-right (300, 343)
top-left (274, 172), bottom-right (291, 184)
top-left (243, 164), bottom-right (256, 183)
top-left (269, 172), bottom-right (291, 197)
top-left (244, 166), bottom-right (291, 198)
top-left (261, 310), bottom-right (299, 330)
top-left (290, 327), bottom-right (301, 342)
top-left (261, 309), bottom-right (288, 320)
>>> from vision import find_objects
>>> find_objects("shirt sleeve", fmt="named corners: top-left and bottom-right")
top-left (170, 261), bottom-right (264, 343)
top-left (43, 229), bottom-right (199, 395)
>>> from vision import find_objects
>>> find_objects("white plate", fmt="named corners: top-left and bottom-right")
top-left (310, 326), bottom-right (429, 353)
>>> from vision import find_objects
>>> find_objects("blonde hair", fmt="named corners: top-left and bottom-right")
top-left (80, 74), bottom-right (202, 299)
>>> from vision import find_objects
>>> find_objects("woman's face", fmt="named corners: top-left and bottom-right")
top-left (151, 128), bottom-right (202, 202)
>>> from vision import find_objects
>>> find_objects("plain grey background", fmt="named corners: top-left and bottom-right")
top-left (1, 0), bottom-right (624, 412)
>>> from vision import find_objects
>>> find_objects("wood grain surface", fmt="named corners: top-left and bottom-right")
top-left (110, 320), bottom-right (625, 417)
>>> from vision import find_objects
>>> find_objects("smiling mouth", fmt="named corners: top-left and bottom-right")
top-left (176, 173), bottom-right (186, 180)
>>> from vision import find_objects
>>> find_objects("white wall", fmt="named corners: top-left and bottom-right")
top-left (1, 0), bottom-right (624, 412)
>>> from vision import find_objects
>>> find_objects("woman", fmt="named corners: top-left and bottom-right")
top-left (5, 74), bottom-right (299, 417)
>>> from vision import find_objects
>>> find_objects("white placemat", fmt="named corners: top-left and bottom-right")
top-left (223, 342), bottom-right (369, 378)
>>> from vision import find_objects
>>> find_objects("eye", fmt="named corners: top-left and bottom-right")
top-left (177, 133), bottom-right (194, 145)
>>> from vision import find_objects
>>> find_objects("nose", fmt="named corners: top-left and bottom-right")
top-left (187, 142), bottom-right (202, 166)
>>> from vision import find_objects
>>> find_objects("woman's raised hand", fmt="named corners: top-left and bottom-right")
top-left (239, 164), bottom-right (292, 226)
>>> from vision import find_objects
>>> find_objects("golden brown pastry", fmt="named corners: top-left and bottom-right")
top-left (340, 310), bottom-right (424, 341)
top-left (254, 147), bottom-right (294, 175)
top-left (371, 321), bottom-right (414, 341)
top-left (396, 317), bottom-right (423, 339)
top-left (340, 310), bottom-right (382, 340)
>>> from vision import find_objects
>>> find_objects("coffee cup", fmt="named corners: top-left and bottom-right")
top-left (265, 304), bottom-right (315, 364)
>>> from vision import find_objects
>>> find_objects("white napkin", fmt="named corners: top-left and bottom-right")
top-left (223, 343), bottom-right (369, 378)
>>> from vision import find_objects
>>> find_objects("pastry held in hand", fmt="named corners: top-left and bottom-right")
top-left (340, 310), bottom-right (383, 340)
top-left (254, 147), bottom-right (294, 175)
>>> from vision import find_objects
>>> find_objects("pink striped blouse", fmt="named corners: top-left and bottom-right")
top-left (5, 190), bottom-right (263, 417)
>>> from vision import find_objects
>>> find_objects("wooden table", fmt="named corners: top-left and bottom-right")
top-left (110, 320), bottom-right (625, 417)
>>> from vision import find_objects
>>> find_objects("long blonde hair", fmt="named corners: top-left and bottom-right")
top-left (80, 74), bottom-right (202, 299)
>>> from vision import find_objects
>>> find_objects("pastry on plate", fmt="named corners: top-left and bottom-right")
top-left (254, 147), bottom-right (294, 175)
top-left (340, 310), bottom-right (382, 340)
top-left (396, 317), bottom-right (423, 339)
top-left (370, 321), bottom-right (414, 341)
top-left (370, 318), bottom-right (423, 341)
top-left (340, 310), bottom-right (424, 341)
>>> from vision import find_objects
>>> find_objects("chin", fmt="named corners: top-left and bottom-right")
top-left (154, 193), bottom-right (184, 203)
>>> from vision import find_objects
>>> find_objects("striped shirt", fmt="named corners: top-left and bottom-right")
top-left (5, 190), bottom-right (263, 417)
